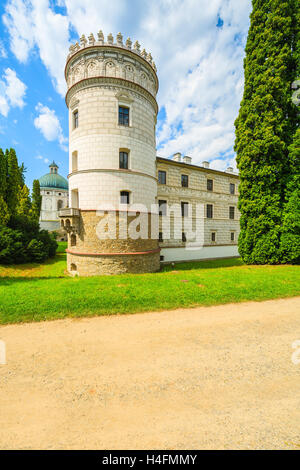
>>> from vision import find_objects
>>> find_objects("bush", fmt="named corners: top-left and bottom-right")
top-left (0, 227), bottom-right (27, 264)
top-left (26, 239), bottom-right (48, 263)
top-left (37, 230), bottom-right (58, 258)
top-left (0, 222), bottom-right (58, 265)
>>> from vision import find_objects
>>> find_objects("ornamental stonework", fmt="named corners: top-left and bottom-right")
top-left (66, 31), bottom-right (158, 99)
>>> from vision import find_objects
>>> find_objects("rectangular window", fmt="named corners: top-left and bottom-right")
top-left (73, 110), bottom-right (78, 129)
top-left (119, 151), bottom-right (128, 169)
top-left (231, 232), bottom-right (235, 241)
top-left (158, 200), bottom-right (167, 216)
top-left (230, 183), bottom-right (235, 195)
top-left (119, 106), bottom-right (129, 126)
top-left (229, 206), bottom-right (235, 219)
top-left (206, 204), bottom-right (213, 219)
top-left (159, 232), bottom-right (163, 242)
top-left (181, 202), bottom-right (189, 217)
top-left (72, 151), bottom-right (78, 172)
top-left (71, 189), bottom-right (79, 209)
top-left (158, 170), bottom-right (166, 185)
top-left (120, 191), bottom-right (130, 204)
top-left (207, 179), bottom-right (213, 191)
top-left (181, 174), bottom-right (189, 187)
top-left (182, 232), bottom-right (186, 243)
top-left (211, 232), bottom-right (216, 242)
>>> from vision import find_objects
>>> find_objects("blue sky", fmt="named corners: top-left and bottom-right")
top-left (0, 0), bottom-right (251, 189)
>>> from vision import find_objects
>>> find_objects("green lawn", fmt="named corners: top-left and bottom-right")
top-left (0, 242), bottom-right (299, 324)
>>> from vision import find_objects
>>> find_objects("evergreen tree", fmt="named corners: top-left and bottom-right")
top-left (280, 129), bottom-right (300, 262)
top-left (0, 148), bottom-right (7, 199)
top-left (234, 0), bottom-right (299, 264)
top-left (17, 184), bottom-right (31, 219)
top-left (280, 5), bottom-right (300, 263)
top-left (6, 148), bottom-right (21, 218)
top-left (0, 148), bottom-right (9, 226)
top-left (31, 179), bottom-right (42, 221)
top-left (0, 196), bottom-right (9, 226)
top-left (19, 163), bottom-right (27, 186)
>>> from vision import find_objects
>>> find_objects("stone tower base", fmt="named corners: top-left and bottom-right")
top-left (67, 250), bottom-right (160, 276)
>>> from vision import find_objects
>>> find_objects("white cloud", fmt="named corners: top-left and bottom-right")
top-left (3, 0), bottom-right (69, 95)
top-left (3, 68), bottom-right (27, 108)
top-left (34, 103), bottom-right (68, 151)
top-left (36, 155), bottom-right (50, 164)
top-left (0, 41), bottom-right (7, 58)
top-left (2, 0), bottom-right (34, 62)
top-left (3, 0), bottom-right (251, 166)
top-left (0, 94), bottom-right (9, 117)
top-left (0, 67), bottom-right (26, 116)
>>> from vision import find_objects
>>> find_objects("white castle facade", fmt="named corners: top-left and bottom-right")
top-left (59, 31), bottom-right (240, 276)
top-left (39, 161), bottom-right (68, 232)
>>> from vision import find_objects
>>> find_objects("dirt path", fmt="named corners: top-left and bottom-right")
top-left (0, 297), bottom-right (300, 450)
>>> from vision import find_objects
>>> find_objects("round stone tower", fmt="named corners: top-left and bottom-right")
top-left (60, 31), bottom-right (160, 275)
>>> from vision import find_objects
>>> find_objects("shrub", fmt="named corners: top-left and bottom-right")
top-left (0, 226), bottom-right (27, 264)
top-left (0, 223), bottom-right (58, 265)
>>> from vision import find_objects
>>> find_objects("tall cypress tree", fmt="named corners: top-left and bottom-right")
top-left (0, 148), bottom-right (9, 226)
top-left (280, 129), bottom-right (300, 262)
top-left (234, 0), bottom-right (299, 264)
top-left (0, 148), bottom-right (7, 199)
top-left (280, 5), bottom-right (300, 263)
top-left (6, 148), bottom-right (21, 217)
top-left (17, 184), bottom-right (32, 219)
top-left (31, 179), bottom-right (42, 222)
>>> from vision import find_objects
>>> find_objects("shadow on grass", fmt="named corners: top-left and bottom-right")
top-left (0, 275), bottom-right (67, 285)
top-left (162, 257), bottom-right (244, 272)
top-left (0, 253), bottom-right (66, 270)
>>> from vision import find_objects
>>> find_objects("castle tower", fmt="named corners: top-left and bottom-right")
top-left (60, 31), bottom-right (160, 275)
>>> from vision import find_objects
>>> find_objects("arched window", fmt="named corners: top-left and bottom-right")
top-left (57, 200), bottom-right (63, 210)
top-left (70, 263), bottom-right (77, 271)
top-left (70, 234), bottom-right (76, 246)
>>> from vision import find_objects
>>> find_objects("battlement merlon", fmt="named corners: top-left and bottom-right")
top-left (66, 31), bottom-right (157, 72)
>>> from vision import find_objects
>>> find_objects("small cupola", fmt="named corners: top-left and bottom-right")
top-left (49, 161), bottom-right (59, 174)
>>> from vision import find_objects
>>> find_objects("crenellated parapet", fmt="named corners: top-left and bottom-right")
top-left (65, 31), bottom-right (158, 104)
top-left (67, 31), bottom-right (157, 71)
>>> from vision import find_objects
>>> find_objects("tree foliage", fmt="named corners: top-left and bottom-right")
top-left (0, 147), bottom-right (57, 264)
top-left (31, 179), bottom-right (42, 221)
top-left (235, 0), bottom-right (299, 264)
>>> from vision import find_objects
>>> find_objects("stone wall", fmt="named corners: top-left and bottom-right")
top-left (65, 210), bottom-right (160, 275)
top-left (67, 251), bottom-right (160, 276)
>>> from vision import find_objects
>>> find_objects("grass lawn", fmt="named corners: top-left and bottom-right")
top-left (0, 242), bottom-right (299, 324)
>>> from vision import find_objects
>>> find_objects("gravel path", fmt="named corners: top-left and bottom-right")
top-left (0, 297), bottom-right (300, 450)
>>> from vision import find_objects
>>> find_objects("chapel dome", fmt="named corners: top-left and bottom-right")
top-left (39, 161), bottom-right (68, 190)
